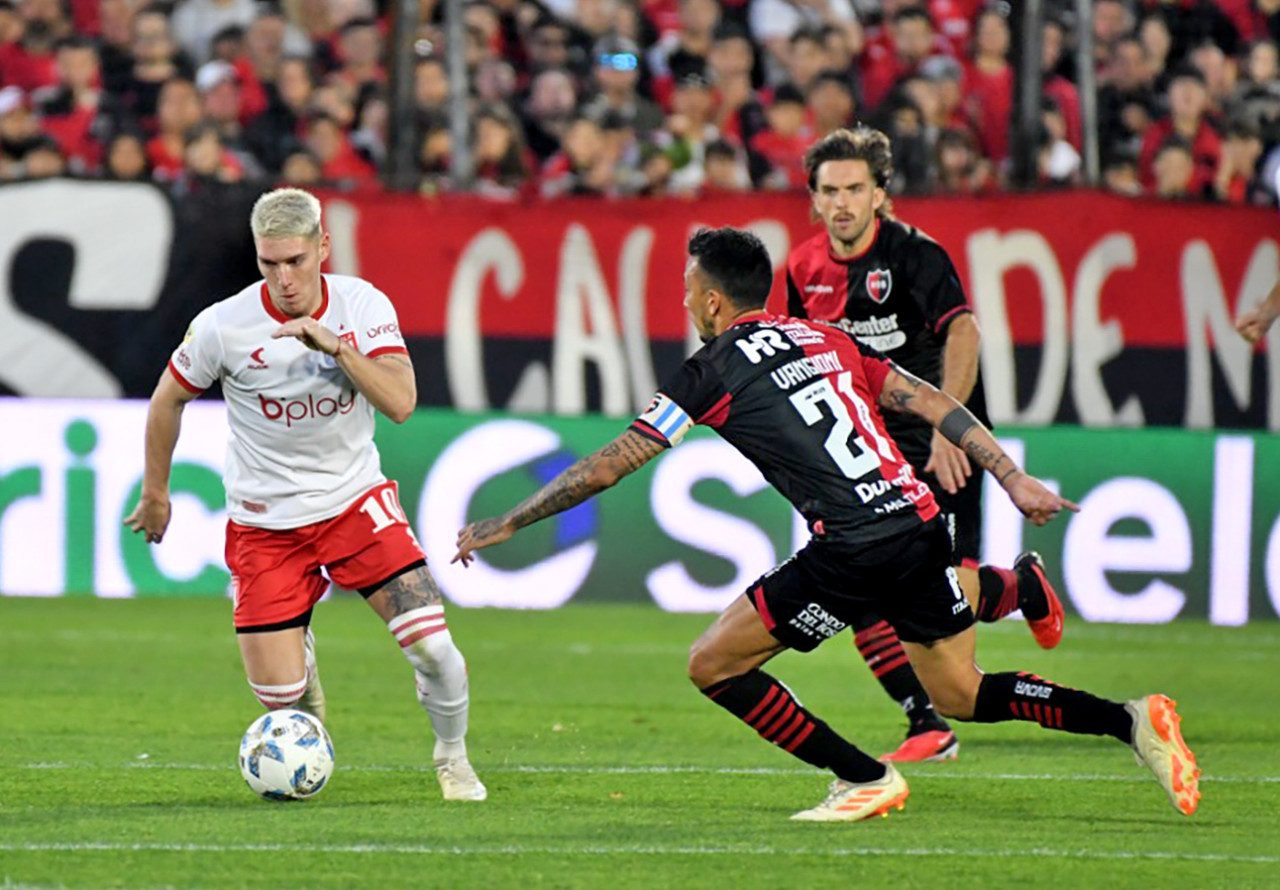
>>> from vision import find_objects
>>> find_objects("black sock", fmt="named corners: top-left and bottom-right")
top-left (853, 619), bottom-right (950, 733)
top-left (976, 566), bottom-right (1021, 622)
top-left (972, 671), bottom-right (1133, 742)
top-left (701, 670), bottom-right (886, 783)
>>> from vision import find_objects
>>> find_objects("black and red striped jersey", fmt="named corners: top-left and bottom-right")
top-left (631, 311), bottom-right (939, 545)
top-left (784, 217), bottom-right (989, 464)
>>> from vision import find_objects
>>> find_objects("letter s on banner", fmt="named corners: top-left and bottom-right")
top-left (646, 438), bottom-right (777, 612)
top-left (0, 181), bottom-right (172, 396)
top-left (420, 419), bottom-right (596, 608)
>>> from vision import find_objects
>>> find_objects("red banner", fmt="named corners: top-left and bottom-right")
top-left (329, 190), bottom-right (1280, 428)
top-left (336, 190), bottom-right (1275, 342)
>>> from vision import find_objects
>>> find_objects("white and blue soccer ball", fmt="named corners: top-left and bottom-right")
top-left (238, 709), bottom-right (334, 801)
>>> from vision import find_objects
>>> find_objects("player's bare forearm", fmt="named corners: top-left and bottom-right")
top-left (453, 430), bottom-right (664, 565)
top-left (337, 350), bottom-right (417, 423)
top-left (141, 371), bottom-right (194, 497)
top-left (505, 429), bottom-right (663, 530)
top-left (938, 312), bottom-right (980, 404)
top-left (880, 365), bottom-right (1018, 486)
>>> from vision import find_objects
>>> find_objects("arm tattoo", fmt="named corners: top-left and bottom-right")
top-left (504, 430), bottom-right (662, 530)
top-left (882, 367), bottom-right (925, 413)
top-left (962, 439), bottom-right (1018, 483)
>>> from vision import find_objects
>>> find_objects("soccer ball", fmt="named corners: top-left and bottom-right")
top-left (237, 709), bottom-right (334, 801)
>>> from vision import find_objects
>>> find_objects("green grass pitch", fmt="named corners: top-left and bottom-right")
top-left (2, 596), bottom-right (1278, 890)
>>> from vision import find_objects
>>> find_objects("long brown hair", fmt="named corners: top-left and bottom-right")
top-left (803, 126), bottom-right (896, 220)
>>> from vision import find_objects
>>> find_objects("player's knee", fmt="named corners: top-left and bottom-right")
top-left (249, 675), bottom-right (308, 710)
top-left (926, 680), bottom-right (978, 720)
top-left (687, 637), bottom-right (734, 689)
top-left (389, 606), bottom-right (459, 674)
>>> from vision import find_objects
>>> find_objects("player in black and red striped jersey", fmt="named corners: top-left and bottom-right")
top-left (452, 226), bottom-right (1199, 822)
top-left (786, 127), bottom-right (1065, 763)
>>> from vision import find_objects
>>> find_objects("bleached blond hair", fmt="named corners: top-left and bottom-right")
top-left (250, 188), bottom-right (323, 240)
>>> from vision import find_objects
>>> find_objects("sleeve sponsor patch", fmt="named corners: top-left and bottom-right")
top-left (635, 392), bottom-right (694, 446)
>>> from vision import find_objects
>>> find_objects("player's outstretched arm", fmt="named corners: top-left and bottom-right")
top-left (453, 429), bottom-right (665, 565)
top-left (926, 312), bottom-right (980, 494)
top-left (123, 369), bottom-right (199, 544)
top-left (272, 318), bottom-right (417, 422)
top-left (878, 365), bottom-right (1079, 526)
top-left (1236, 279), bottom-right (1280, 344)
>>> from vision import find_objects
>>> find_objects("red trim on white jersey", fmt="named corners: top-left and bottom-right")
top-left (167, 360), bottom-right (204, 394)
top-left (259, 277), bottom-right (331, 324)
top-left (367, 345), bottom-right (410, 359)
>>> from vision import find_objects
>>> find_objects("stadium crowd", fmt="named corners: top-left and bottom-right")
top-left (0, 0), bottom-right (1277, 203)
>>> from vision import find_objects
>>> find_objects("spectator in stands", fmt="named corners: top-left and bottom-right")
top-left (349, 91), bottom-right (387, 167)
top-left (1151, 135), bottom-right (1199, 198)
top-left (700, 136), bottom-right (749, 193)
top-left (583, 36), bottom-right (665, 137)
top-left (1102, 149), bottom-right (1143, 196)
top-left (1229, 40), bottom-right (1280, 145)
top-left (1189, 39), bottom-right (1236, 113)
top-left (1214, 119), bottom-right (1268, 203)
top-left (474, 57), bottom-right (517, 104)
top-left (146, 76), bottom-right (202, 180)
top-left (332, 17), bottom-right (384, 108)
top-left (0, 0), bottom-right (72, 93)
top-left (414, 54), bottom-right (448, 119)
top-left (1098, 37), bottom-right (1158, 160)
top-left (244, 54), bottom-right (312, 173)
top-left (881, 89), bottom-right (931, 192)
top-left (0, 0), bottom-right (20, 52)
top-left (1150, 0), bottom-right (1240, 69)
top-left (1139, 64), bottom-right (1221, 192)
top-left (541, 114), bottom-right (614, 197)
top-left (96, 0), bottom-right (138, 94)
top-left (174, 120), bottom-right (243, 193)
top-left (171, 0), bottom-right (256, 66)
top-left (522, 66), bottom-right (577, 163)
top-left (209, 24), bottom-right (246, 64)
top-left (0, 85), bottom-right (44, 178)
top-left (707, 22), bottom-right (766, 147)
top-left (861, 6), bottom-right (937, 114)
top-left (1041, 16), bottom-right (1081, 149)
top-left (33, 36), bottom-right (115, 173)
top-left (934, 126), bottom-right (992, 195)
top-left (965, 5), bottom-right (1013, 166)
top-left (21, 132), bottom-right (64, 176)
top-left (196, 59), bottom-right (247, 141)
top-left (113, 6), bottom-right (193, 127)
top-left (304, 109), bottom-right (376, 187)
top-left (524, 15), bottom-right (578, 80)
top-left (647, 0), bottom-right (719, 103)
top-left (1038, 98), bottom-right (1081, 186)
top-left (102, 128), bottom-right (150, 180)
top-left (749, 82), bottom-right (813, 190)
top-left (785, 28), bottom-right (830, 95)
top-left (280, 145), bottom-right (321, 183)
top-left (417, 119), bottom-right (450, 193)
top-left (807, 68), bottom-right (856, 137)
top-left (918, 53), bottom-right (968, 133)
top-left (471, 102), bottom-right (531, 199)
top-left (658, 70), bottom-right (718, 194)
top-left (1093, 0), bottom-right (1134, 73)
top-left (1139, 14), bottom-right (1174, 91)
top-left (747, 0), bottom-right (859, 81)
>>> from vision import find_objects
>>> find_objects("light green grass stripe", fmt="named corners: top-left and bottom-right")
top-left (2, 843), bottom-right (1277, 864)
top-left (14, 761), bottom-right (1279, 783)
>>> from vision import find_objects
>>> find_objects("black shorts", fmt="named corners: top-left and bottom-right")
top-left (747, 519), bottom-right (976, 652)
top-left (916, 466), bottom-right (983, 566)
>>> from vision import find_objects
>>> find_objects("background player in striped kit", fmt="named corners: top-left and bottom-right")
top-left (124, 188), bottom-right (485, 802)
top-left (786, 127), bottom-right (1065, 762)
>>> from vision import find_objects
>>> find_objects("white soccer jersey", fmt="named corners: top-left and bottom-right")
top-left (168, 274), bottom-right (409, 529)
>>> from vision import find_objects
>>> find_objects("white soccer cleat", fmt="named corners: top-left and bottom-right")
top-left (296, 627), bottom-right (327, 724)
top-left (1126, 693), bottom-right (1200, 816)
top-left (435, 756), bottom-right (487, 802)
top-left (790, 763), bottom-right (909, 822)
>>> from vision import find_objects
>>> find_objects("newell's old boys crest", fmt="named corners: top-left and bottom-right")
top-left (866, 269), bottom-right (893, 303)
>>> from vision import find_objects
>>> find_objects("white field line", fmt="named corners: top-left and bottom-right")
top-left (0, 841), bottom-right (1276, 865)
top-left (12, 761), bottom-right (1279, 783)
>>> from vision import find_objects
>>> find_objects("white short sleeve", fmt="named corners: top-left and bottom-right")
top-left (168, 306), bottom-right (223, 392)
top-left (354, 285), bottom-right (408, 358)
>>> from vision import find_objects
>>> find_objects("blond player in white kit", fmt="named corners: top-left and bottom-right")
top-left (124, 188), bottom-right (486, 802)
